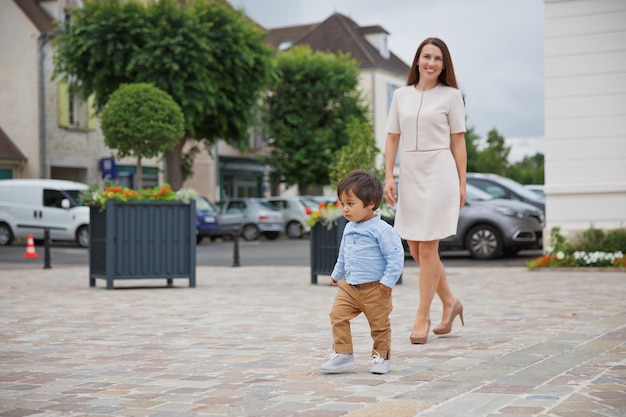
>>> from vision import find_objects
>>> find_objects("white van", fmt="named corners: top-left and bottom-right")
top-left (0, 179), bottom-right (90, 247)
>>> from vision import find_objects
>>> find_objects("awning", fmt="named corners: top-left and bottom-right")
top-left (0, 127), bottom-right (28, 163)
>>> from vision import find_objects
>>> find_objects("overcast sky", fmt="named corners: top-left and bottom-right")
top-left (228, 0), bottom-right (545, 160)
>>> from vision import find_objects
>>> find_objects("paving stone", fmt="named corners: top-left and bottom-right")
top-left (0, 265), bottom-right (625, 416)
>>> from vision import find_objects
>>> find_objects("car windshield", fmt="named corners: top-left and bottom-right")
top-left (196, 197), bottom-right (216, 212)
top-left (466, 184), bottom-right (494, 201)
top-left (494, 176), bottom-right (545, 201)
top-left (61, 190), bottom-right (82, 206)
top-left (300, 197), bottom-right (321, 209)
top-left (255, 200), bottom-right (279, 211)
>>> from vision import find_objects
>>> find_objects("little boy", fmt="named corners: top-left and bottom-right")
top-left (321, 170), bottom-right (404, 374)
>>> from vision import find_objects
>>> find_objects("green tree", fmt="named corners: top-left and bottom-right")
top-left (101, 83), bottom-right (184, 188)
top-left (328, 118), bottom-right (380, 190)
top-left (475, 128), bottom-right (511, 175)
top-left (509, 152), bottom-right (544, 185)
top-left (264, 46), bottom-right (369, 195)
top-left (52, 0), bottom-right (273, 189)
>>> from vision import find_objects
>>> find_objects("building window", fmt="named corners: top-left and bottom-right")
top-left (57, 82), bottom-right (98, 130)
top-left (278, 40), bottom-right (292, 51)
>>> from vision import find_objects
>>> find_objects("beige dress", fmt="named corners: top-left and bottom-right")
top-left (386, 84), bottom-right (466, 241)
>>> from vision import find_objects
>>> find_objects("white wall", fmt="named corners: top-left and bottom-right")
top-left (0, 1), bottom-right (41, 178)
top-left (544, 0), bottom-right (626, 238)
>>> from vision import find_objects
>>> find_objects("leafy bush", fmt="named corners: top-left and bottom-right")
top-left (528, 226), bottom-right (625, 269)
top-left (604, 228), bottom-right (626, 252)
top-left (571, 226), bottom-right (626, 253)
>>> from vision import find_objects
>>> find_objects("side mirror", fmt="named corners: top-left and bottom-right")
top-left (61, 199), bottom-right (71, 209)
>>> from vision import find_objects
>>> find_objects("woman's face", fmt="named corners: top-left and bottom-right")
top-left (417, 43), bottom-right (444, 82)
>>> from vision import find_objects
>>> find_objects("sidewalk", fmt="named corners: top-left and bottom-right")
top-left (0, 265), bottom-right (624, 417)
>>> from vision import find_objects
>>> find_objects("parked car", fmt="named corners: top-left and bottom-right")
top-left (266, 196), bottom-right (319, 239)
top-left (304, 195), bottom-right (337, 206)
top-left (467, 172), bottom-right (545, 212)
top-left (524, 184), bottom-right (545, 198)
top-left (195, 196), bottom-right (220, 244)
top-left (214, 198), bottom-right (285, 241)
top-left (442, 184), bottom-right (544, 258)
top-left (397, 184), bottom-right (544, 259)
top-left (0, 179), bottom-right (90, 247)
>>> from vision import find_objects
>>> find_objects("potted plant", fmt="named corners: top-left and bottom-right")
top-left (81, 183), bottom-right (198, 289)
top-left (307, 201), bottom-right (346, 284)
top-left (83, 82), bottom-right (195, 289)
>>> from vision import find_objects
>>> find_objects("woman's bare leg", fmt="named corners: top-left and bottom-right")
top-left (435, 266), bottom-right (458, 329)
top-left (408, 240), bottom-right (444, 336)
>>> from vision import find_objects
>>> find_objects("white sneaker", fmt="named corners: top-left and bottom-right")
top-left (321, 351), bottom-right (355, 372)
top-left (370, 352), bottom-right (390, 374)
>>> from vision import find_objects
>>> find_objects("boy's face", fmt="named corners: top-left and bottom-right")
top-left (338, 190), bottom-right (375, 223)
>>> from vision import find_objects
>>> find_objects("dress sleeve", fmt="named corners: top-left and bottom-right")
top-left (386, 90), bottom-right (401, 134)
top-left (449, 89), bottom-right (466, 134)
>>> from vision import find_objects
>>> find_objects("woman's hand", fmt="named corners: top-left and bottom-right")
top-left (383, 180), bottom-right (397, 206)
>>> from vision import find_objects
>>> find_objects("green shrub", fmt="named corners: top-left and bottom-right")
top-left (528, 226), bottom-right (625, 269)
top-left (571, 227), bottom-right (626, 252)
top-left (603, 228), bottom-right (626, 252)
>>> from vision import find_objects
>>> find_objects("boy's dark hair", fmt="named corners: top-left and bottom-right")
top-left (336, 170), bottom-right (383, 210)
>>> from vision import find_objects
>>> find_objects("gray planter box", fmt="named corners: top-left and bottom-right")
top-left (309, 216), bottom-right (402, 285)
top-left (89, 200), bottom-right (196, 289)
top-left (310, 217), bottom-right (347, 284)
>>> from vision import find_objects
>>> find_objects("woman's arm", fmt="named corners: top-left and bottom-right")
top-left (450, 132), bottom-right (467, 208)
top-left (383, 132), bottom-right (401, 206)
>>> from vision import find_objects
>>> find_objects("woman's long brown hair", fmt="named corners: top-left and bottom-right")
top-left (406, 37), bottom-right (459, 89)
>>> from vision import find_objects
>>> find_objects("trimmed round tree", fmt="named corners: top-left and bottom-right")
top-left (101, 83), bottom-right (184, 188)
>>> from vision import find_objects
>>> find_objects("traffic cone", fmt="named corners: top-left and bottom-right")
top-left (24, 234), bottom-right (38, 259)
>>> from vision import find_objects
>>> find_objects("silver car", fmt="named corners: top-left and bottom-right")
top-left (467, 172), bottom-right (545, 213)
top-left (215, 198), bottom-right (285, 241)
top-left (396, 184), bottom-right (544, 259)
top-left (266, 196), bottom-right (319, 238)
top-left (440, 184), bottom-right (545, 259)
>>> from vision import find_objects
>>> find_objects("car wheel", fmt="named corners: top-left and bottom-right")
top-left (0, 223), bottom-right (14, 246)
top-left (466, 224), bottom-right (502, 259)
top-left (264, 231), bottom-right (280, 240)
top-left (242, 224), bottom-right (260, 241)
top-left (286, 221), bottom-right (304, 239)
top-left (196, 235), bottom-right (204, 244)
top-left (76, 225), bottom-right (90, 248)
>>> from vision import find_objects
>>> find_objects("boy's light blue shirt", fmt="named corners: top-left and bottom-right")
top-left (331, 216), bottom-right (404, 288)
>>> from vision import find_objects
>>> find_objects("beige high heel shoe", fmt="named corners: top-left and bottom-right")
top-left (410, 319), bottom-right (431, 344)
top-left (433, 300), bottom-right (464, 335)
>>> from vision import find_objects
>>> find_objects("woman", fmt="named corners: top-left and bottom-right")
top-left (383, 37), bottom-right (466, 344)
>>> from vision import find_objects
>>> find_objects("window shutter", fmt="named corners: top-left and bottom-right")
top-left (87, 94), bottom-right (98, 130)
top-left (57, 82), bottom-right (70, 128)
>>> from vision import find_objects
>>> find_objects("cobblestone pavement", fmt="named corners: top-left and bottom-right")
top-left (0, 265), bottom-right (624, 417)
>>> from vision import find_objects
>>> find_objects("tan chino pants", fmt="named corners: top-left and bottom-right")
top-left (329, 279), bottom-right (393, 359)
